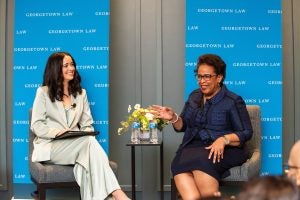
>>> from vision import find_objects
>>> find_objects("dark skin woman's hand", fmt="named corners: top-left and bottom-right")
top-left (150, 105), bottom-right (174, 121)
top-left (205, 137), bottom-right (226, 163)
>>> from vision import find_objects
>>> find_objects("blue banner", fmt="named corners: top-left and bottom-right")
top-left (186, 0), bottom-right (282, 175)
top-left (13, 0), bottom-right (110, 183)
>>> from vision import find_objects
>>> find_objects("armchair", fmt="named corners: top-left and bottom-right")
top-left (170, 105), bottom-right (262, 199)
top-left (28, 109), bottom-right (118, 200)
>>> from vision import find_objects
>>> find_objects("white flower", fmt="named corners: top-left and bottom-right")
top-left (117, 128), bottom-right (123, 134)
top-left (118, 103), bottom-right (168, 135)
top-left (128, 105), bottom-right (132, 113)
top-left (134, 104), bottom-right (141, 110)
top-left (145, 112), bottom-right (154, 121)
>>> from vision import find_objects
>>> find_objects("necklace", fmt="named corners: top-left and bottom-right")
top-left (63, 93), bottom-right (69, 98)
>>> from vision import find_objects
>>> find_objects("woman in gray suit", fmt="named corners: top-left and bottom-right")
top-left (31, 52), bottom-right (130, 200)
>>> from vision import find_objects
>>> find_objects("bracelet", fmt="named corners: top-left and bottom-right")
top-left (223, 135), bottom-right (230, 145)
top-left (169, 113), bottom-right (179, 124)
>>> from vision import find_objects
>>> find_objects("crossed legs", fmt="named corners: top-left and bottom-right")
top-left (174, 170), bottom-right (219, 200)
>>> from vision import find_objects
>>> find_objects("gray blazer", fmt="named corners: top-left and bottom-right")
top-left (31, 86), bottom-right (94, 162)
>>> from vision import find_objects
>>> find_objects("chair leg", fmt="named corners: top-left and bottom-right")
top-left (171, 177), bottom-right (180, 200)
top-left (37, 185), bottom-right (46, 200)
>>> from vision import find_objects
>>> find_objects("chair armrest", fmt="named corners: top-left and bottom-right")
top-left (222, 149), bottom-right (261, 182)
top-left (240, 149), bottom-right (261, 179)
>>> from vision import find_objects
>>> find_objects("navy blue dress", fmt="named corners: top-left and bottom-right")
top-left (171, 86), bottom-right (253, 180)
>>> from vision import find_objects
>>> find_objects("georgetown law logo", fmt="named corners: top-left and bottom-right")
top-left (185, 43), bottom-right (235, 48)
top-left (83, 46), bottom-right (109, 51)
top-left (267, 80), bottom-right (282, 85)
top-left (256, 44), bottom-right (282, 49)
top-left (88, 101), bottom-right (96, 106)
top-left (24, 83), bottom-right (42, 88)
top-left (187, 25), bottom-right (199, 31)
top-left (16, 29), bottom-right (27, 35)
top-left (77, 65), bottom-right (108, 70)
top-left (244, 98), bottom-right (270, 104)
top-left (14, 173), bottom-right (26, 180)
top-left (94, 120), bottom-right (109, 125)
top-left (224, 80), bottom-right (246, 86)
top-left (13, 138), bottom-right (29, 143)
top-left (232, 62), bottom-right (281, 67)
top-left (14, 101), bottom-right (26, 106)
top-left (261, 117), bottom-right (282, 122)
top-left (221, 26), bottom-right (270, 31)
top-left (268, 153), bottom-right (282, 158)
top-left (94, 83), bottom-right (109, 88)
top-left (197, 8), bottom-right (246, 14)
top-left (185, 62), bottom-right (197, 67)
top-left (48, 28), bottom-right (97, 34)
top-left (25, 12), bottom-right (73, 17)
top-left (267, 10), bottom-right (282, 14)
top-left (14, 47), bottom-right (61, 52)
top-left (261, 135), bottom-right (281, 140)
top-left (97, 138), bottom-right (107, 143)
top-left (14, 65), bottom-right (38, 70)
top-left (13, 120), bottom-right (29, 125)
top-left (95, 11), bottom-right (110, 16)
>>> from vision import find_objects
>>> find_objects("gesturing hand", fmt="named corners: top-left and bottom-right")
top-left (150, 105), bottom-right (174, 121)
top-left (205, 137), bottom-right (226, 163)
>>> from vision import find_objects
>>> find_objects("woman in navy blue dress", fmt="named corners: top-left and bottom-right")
top-left (151, 54), bottom-right (253, 199)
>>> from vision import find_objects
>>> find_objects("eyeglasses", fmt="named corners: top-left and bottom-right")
top-left (195, 74), bottom-right (217, 81)
top-left (283, 163), bottom-right (300, 173)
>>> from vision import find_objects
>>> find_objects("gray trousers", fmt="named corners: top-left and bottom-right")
top-left (46, 136), bottom-right (120, 200)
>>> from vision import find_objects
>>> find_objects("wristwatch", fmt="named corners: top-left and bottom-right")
top-left (223, 135), bottom-right (230, 145)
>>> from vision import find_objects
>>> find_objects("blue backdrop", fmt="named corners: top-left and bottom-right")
top-left (186, 0), bottom-right (282, 175)
top-left (13, 0), bottom-right (110, 183)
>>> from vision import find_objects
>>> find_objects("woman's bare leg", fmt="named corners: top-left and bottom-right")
top-left (192, 170), bottom-right (219, 198)
top-left (174, 172), bottom-right (201, 200)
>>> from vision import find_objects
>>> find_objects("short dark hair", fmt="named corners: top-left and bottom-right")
top-left (42, 52), bottom-right (82, 102)
top-left (237, 175), bottom-right (299, 200)
top-left (194, 54), bottom-right (226, 86)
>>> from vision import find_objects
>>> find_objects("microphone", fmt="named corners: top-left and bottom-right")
top-left (71, 103), bottom-right (76, 108)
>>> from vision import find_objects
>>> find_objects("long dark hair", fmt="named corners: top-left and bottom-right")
top-left (42, 52), bottom-right (82, 102)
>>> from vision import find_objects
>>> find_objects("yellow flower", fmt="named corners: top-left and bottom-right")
top-left (117, 104), bottom-right (168, 135)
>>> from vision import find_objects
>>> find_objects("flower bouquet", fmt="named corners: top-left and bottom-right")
top-left (118, 104), bottom-right (168, 140)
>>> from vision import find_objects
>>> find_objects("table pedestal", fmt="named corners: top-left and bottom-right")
top-left (126, 141), bottom-right (164, 200)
